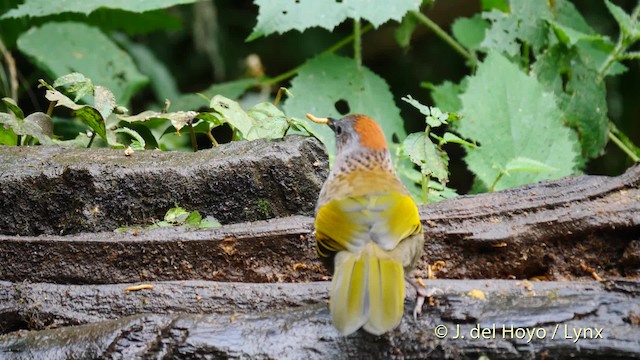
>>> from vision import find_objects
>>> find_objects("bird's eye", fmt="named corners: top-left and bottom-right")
top-left (335, 125), bottom-right (343, 135)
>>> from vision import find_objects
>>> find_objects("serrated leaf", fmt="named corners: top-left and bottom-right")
top-left (510, 0), bottom-right (551, 52)
top-left (532, 46), bottom-right (609, 160)
top-left (18, 22), bottom-right (147, 105)
top-left (283, 54), bottom-right (406, 158)
top-left (548, 21), bottom-right (604, 46)
top-left (452, 15), bottom-right (489, 51)
top-left (2, 0), bottom-right (197, 18)
top-left (248, 0), bottom-right (421, 40)
top-left (604, 0), bottom-right (634, 36)
top-left (402, 95), bottom-right (448, 128)
top-left (504, 157), bottom-right (558, 174)
top-left (480, 10), bottom-right (520, 57)
top-left (459, 52), bottom-right (578, 191)
top-left (402, 132), bottom-right (448, 183)
top-left (45, 89), bottom-right (107, 140)
top-left (1, 97), bottom-right (24, 120)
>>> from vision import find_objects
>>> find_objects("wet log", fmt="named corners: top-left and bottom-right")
top-left (0, 135), bottom-right (328, 236)
top-left (1, 164), bottom-right (638, 284)
top-left (1, 280), bottom-right (639, 359)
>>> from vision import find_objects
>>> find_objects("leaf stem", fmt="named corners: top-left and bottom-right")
top-left (87, 132), bottom-right (96, 148)
top-left (488, 171), bottom-right (504, 193)
top-left (410, 10), bottom-right (475, 65)
top-left (609, 130), bottom-right (640, 162)
top-left (597, 34), bottom-right (625, 80)
top-left (189, 121), bottom-right (198, 152)
top-left (260, 24), bottom-right (373, 86)
top-left (354, 18), bottom-right (362, 70)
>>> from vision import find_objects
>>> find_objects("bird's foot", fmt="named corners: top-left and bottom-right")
top-left (406, 276), bottom-right (442, 320)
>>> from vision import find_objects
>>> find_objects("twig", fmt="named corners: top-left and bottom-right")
top-left (260, 25), bottom-right (373, 87)
top-left (410, 11), bottom-right (475, 65)
top-left (609, 130), bottom-right (640, 162)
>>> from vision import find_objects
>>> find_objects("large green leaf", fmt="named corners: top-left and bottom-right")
top-left (248, 0), bottom-right (421, 40)
top-left (459, 52), bottom-right (578, 191)
top-left (17, 22), bottom-right (147, 105)
top-left (283, 54), bottom-right (406, 158)
top-left (2, 0), bottom-right (196, 18)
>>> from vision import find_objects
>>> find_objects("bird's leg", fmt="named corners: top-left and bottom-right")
top-left (405, 274), bottom-right (442, 320)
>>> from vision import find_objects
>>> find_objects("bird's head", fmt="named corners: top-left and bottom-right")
top-left (307, 113), bottom-right (388, 156)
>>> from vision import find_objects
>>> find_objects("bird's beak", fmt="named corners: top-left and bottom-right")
top-left (328, 118), bottom-right (338, 131)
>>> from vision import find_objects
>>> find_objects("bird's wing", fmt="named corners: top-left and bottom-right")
top-left (315, 192), bottom-right (421, 259)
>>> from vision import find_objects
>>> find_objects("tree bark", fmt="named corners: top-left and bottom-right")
top-left (1, 280), bottom-right (639, 359)
top-left (1, 165), bottom-right (638, 284)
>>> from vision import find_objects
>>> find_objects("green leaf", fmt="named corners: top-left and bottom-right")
top-left (283, 54), bottom-right (406, 159)
top-left (2, 0), bottom-right (197, 18)
top-left (118, 110), bottom-right (198, 134)
top-left (395, 12), bottom-right (418, 49)
top-left (164, 206), bottom-right (189, 223)
top-left (503, 157), bottom-right (558, 174)
top-left (210, 96), bottom-right (289, 141)
top-left (248, 0), bottom-right (421, 40)
top-left (245, 102), bottom-right (290, 140)
top-left (422, 80), bottom-right (464, 113)
top-left (481, 0), bottom-right (509, 12)
top-left (604, 0), bottom-right (634, 36)
top-left (0, 126), bottom-right (18, 145)
top-left (532, 46), bottom-right (609, 160)
top-left (0, 112), bottom-right (54, 144)
top-left (459, 52), bottom-right (578, 191)
top-left (548, 21), bottom-right (604, 46)
top-left (171, 79), bottom-right (257, 111)
top-left (480, 10), bottom-right (520, 57)
top-left (402, 132), bottom-right (448, 183)
top-left (452, 15), bottom-right (489, 51)
top-left (44, 88), bottom-right (107, 140)
top-left (94, 85), bottom-right (116, 120)
top-left (1, 97), bottom-right (24, 119)
top-left (53, 72), bottom-right (94, 102)
top-left (401, 95), bottom-right (448, 128)
top-left (114, 127), bottom-right (146, 150)
top-left (17, 22), bottom-right (148, 105)
top-left (431, 132), bottom-right (476, 148)
top-left (185, 211), bottom-right (202, 227)
top-left (198, 218), bottom-right (222, 229)
top-left (509, 0), bottom-right (551, 52)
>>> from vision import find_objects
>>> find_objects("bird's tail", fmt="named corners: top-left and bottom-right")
top-left (330, 244), bottom-right (405, 336)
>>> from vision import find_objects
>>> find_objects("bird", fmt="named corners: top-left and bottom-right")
top-left (306, 113), bottom-right (427, 336)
